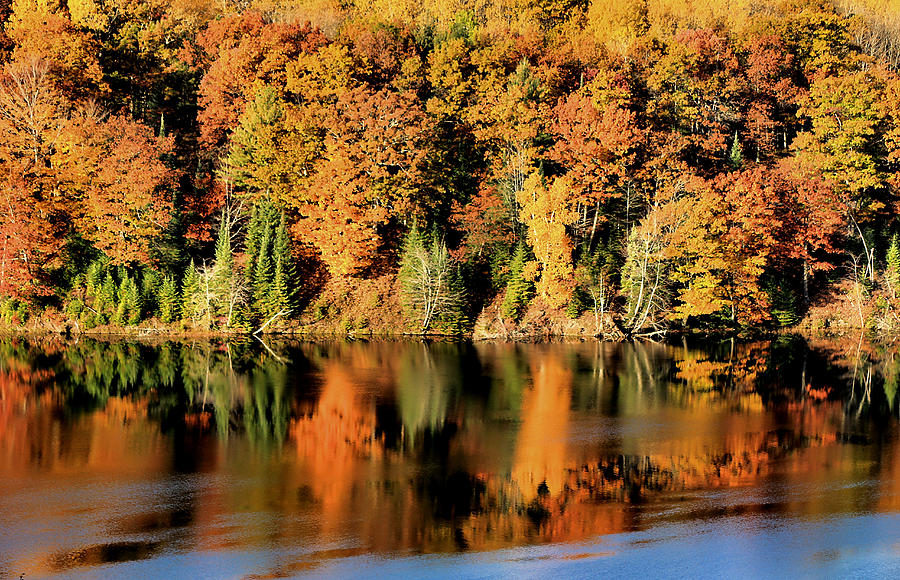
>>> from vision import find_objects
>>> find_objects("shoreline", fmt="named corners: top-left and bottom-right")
top-left (0, 323), bottom-right (893, 344)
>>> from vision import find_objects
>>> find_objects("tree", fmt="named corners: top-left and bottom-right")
top-left (158, 275), bottom-right (180, 323)
top-left (180, 259), bottom-right (202, 323)
top-left (224, 86), bottom-right (314, 206)
top-left (114, 274), bottom-right (141, 326)
top-left (0, 56), bottom-right (69, 298)
top-left (728, 133), bottom-right (743, 168)
top-left (399, 227), bottom-right (463, 332)
top-left (209, 209), bottom-right (244, 327)
top-left (886, 234), bottom-right (900, 300)
top-left (62, 111), bottom-right (177, 265)
top-left (295, 87), bottom-right (434, 276)
top-left (549, 92), bottom-right (641, 245)
top-left (193, 12), bottom-right (327, 151)
top-left (502, 243), bottom-right (534, 321)
top-left (252, 222), bottom-right (274, 318)
top-left (517, 173), bottom-right (578, 309)
top-left (794, 70), bottom-right (890, 281)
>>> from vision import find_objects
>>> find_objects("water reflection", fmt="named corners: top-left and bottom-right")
top-left (0, 335), bottom-right (898, 576)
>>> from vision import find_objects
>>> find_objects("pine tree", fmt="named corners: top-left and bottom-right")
top-left (158, 275), bottom-right (180, 323)
top-left (114, 275), bottom-right (142, 326)
top-left (728, 132), bottom-right (743, 168)
top-left (244, 204), bottom-right (263, 278)
top-left (141, 270), bottom-right (161, 319)
top-left (268, 256), bottom-right (290, 317)
top-left (85, 259), bottom-right (105, 298)
top-left (273, 211), bottom-right (296, 308)
top-left (211, 213), bottom-right (237, 324)
top-left (98, 271), bottom-right (117, 323)
top-left (252, 223), bottom-right (274, 319)
top-left (502, 243), bottom-right (534, 321)
top-left (181, 259), bottom-right (201, 321)
top-left (886, 234), bottom-right (900, 300)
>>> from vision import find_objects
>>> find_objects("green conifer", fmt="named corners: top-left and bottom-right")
top-left (141, 270), bottom-right (161, 318)
top-left (99, 271), bottom-right (117, 323)
top-left (886, 234), bottom-right (900, 299)
top-left (244, 204), bottom-right (262, 278)
top-left (253, 224), bottom-right (274, 318)
top-left (158, 275), bottom-right (180, 323)
top-left (728, 132), bottom-right (743, 168)
top-left (211, 214), bottom-right (236, 323)
top-left (273, 211), bottom-right (296, 305)
top-left (116, 275), bottom-right (142, 326)
top-left (501, 243), bottom-right (534, 320)
top-left (85, 260), bottom-right (105, 297)
top-left (181, 260), bottom-right (201, 321)
top-left (268, 256), bottom-right (290, 316)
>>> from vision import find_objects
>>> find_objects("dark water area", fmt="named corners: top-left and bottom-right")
top-left (1, 335), bottom-right (900, 578)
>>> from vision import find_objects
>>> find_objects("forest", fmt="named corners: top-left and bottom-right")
top-left (0, 0), bottom-right (899, 336)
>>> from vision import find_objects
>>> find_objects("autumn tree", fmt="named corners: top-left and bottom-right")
top-left (0, 56), bottom-right (69, 298)
top-left (517, 172), bottom-right (578, 309)
top-left (399, 227), bottom-right (464, 332)
top-left (61, 110), bottom-right (177, 265)
top-left (295, 87), bottom-right (433, 276)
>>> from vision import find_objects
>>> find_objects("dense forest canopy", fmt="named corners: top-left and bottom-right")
top-left (0, 0), bottom-right (898, 335)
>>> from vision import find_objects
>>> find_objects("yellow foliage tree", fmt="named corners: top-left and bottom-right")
top-left (517, 173), bottom-right (578, 309)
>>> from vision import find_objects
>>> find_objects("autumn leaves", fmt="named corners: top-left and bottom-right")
top-left (1, 0), bottom-right (900, 334)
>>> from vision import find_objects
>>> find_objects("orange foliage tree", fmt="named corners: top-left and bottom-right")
top-left (294, 87), bottom-right (434, 276)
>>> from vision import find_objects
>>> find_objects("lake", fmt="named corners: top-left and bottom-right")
top-left (1, 336), bottom-right (899, 578)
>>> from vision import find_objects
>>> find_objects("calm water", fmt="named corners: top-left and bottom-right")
top-left (1, 336), bottom-right (900, 578)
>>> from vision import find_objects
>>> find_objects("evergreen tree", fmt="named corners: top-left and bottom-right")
top-left (211, 212), bottom-right (237, 325)
top-left (98, 271), bottom-right (117, 323)
top-left (85, 259), bottom-right (105, 297)
top-left (501, 243), bottom-right (534, 320)
top-left (268, 256), bottom-right (291, 316)
top-left (886, 234), bottom-right (900, 300)
top-left (728, 132), bottom-right (743, 168)
top-left (181, 260), bottom-right (201, 321)
top-left (252, 223), bottom-right (274, 318)
top-left (244, 204), bottom-right (263, 278)
top-left (116, 275), bottom-right (142, 326)
top-left (158, 275), bottom-right (180, 323)
top-left (273, 211), bottom-right (296, 308)
top-left (141, 270), bottom-right (161, 319)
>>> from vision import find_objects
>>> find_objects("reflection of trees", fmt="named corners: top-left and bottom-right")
top-left (512, 348), bottom-right (572, 499)
top-left (395, 342), bottom-right (462, 440)
top-left (0, 337), bottom-right (296, 446)
top-left (1, 334), bottom-right (899, 569)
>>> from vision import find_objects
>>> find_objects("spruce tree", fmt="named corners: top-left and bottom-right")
top-left (85, 259), bottom-right (105, 298)
top-left (181, 260), bottom-right (201, 321)
top-left (141, 270), bottom-right (161, 319)
top-left (99, 271), bottom-right (117, 323)
top-left (728, 132), bottom-right (743, 168)
top-left (158, 275), bottom-right (180, 323)
top-left (501, 243), bottom-right (534, 321)
top-left (886, 234), bottom-right (900, 300)
top-left (115, 275), bottom-right (142, 326)
top-left (273, 211), bottom-right (296, 303)
top-left (253, 224), bottom-right (274, 318)
top-left (244, 204), bottom-right (263, 279)
top-left (211, 214), bottom-right (236, 324)
top-left (268, 256), bottom-right (290, 316)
